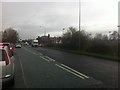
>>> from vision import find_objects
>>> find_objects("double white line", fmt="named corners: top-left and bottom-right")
top-left (22, 47), bottom-right (31, 53)
top-left (40, 56), bottom-right (55, 62)
top-left (23, 47), bottom-right (89, 79)
top-left (55, 64), bottom-right (89, 79)
top-left (23, 47), bottom-right (43, 56)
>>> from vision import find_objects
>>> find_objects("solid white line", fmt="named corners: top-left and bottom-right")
top-left (55, 64), bottom-right (85, 79)
top-left (60, 64), bottom-right (89, 78)
top-left (40, 56), bottom-right (50, 62)
top-left (18, 56), bottom-right (28, 88)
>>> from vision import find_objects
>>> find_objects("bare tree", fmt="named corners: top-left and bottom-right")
top-left (2, 27), bottom-right (19, 43)
top-left (62, 27), bottom-right (90, 50)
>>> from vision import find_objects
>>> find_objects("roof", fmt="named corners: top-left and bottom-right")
top-left (0, 43), bottom-right (10, 46)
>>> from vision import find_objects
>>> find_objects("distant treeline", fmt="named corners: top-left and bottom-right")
top-left (47, 27), bottom-right (119, 58)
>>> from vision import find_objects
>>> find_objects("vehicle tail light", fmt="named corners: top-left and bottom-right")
top-left (3, 50), bottom-right (9, 65)
top-left (10, 47), bottom-right (13, 50)
top-left (0, 43), bottom-right (3, 46)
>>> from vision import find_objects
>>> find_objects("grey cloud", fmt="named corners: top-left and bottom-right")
top-left (2, 1), bottom-right (118, 39)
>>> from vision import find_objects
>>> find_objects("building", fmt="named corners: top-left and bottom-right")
top-left (37, 34), bottom-right (62, 47)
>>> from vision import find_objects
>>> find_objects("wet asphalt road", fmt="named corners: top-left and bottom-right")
top-left (5, 45), bottom-right (119, 88)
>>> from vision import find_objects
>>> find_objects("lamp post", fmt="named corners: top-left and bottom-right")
top-left (118, 26), bottom-right (120, 39)
top-left (118, 25), bottom-right (120, 57)
top-left (78, 0), bottom-right (81, 50)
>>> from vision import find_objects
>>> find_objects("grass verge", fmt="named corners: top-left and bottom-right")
top-left (45, 47), bottom-right (120, 62)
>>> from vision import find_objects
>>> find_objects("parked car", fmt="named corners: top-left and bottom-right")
top-left (15, 43), bottom-right (22, 48)
top-left (0, 45), bottom-right (15, 87)
top-left (0, 43), bottom-right (14, 56)
top-left (10, 43), bottom-right (15, 51)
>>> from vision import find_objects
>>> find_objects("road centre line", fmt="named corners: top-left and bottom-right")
top-left (23, 47), bottom-right (55, 62)
top-left (33, 52), bottom-right (38, 55)
top-left (39, 53), bottom-right (43, 56)
top-left (23, 47), bottom-right (49, 62)
top-left (22, 47), bottom-right (88, 79)
top-left (22, 47), bottom-right (31, 53)
top-left (55, 64), bottom-right (85, 79)
top-left (60, 64), bottom-right (89, 78)
top-left (40, 56), bottom-right (50, 62)
top-left (43, 56), bottom-right (55, 61)
top-left (23, 47), bottom-right (42, 56)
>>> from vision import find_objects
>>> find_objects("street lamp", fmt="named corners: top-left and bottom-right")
top-left (117, 25), bottom-right (120, 40)
top-left (78, 0), bottom-right (81, 50)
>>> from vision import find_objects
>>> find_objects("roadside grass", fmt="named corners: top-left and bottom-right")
top-left (45, 47), bottom-right (120, 62)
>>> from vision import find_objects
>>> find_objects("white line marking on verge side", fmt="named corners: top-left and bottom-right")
top-left (60, 64), bottom-right (89, 78)
top-left (40, 56), bottom-right (50, 62)
top-left (55, 64), bottom-right (85, 79)
top-left (18, 56), bottom-right (28, 88)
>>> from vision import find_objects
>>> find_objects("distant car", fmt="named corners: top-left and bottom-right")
top-left (0, 45), bottom-right (15, 86)
top-left (25, 42), bottom-right (29, 45)
top-left (15, 43), bottom-right (22, 48)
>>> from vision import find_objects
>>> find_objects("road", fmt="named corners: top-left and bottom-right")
top-left (7, 45), bottom-right (119, 88)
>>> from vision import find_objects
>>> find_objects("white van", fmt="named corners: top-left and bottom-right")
top-left (32, 40), bottom-right (38, 47)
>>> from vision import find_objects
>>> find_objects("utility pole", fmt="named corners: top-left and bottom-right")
top-left (79, 0), bottom-right (81, 50)
top-left (118, 26), bottom-right (120, 39)
top-left (118, 25), bottom-right (120, 57)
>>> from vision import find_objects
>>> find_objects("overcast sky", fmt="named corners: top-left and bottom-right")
top-left (1, 0), bottom-right (119, 39)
